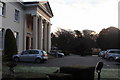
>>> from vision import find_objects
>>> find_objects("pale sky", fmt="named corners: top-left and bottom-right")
top-left (23, 0), bottom-right (120, 33)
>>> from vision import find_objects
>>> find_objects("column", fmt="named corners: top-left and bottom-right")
top-left (47, 23), bottom-right (52, 52)
top-left (0, 2), bottom-right (3, 80)
top-left (0, 2), bottom-right (3, 29)
top-left (33, 15), bottom-right (38, 49)
top-left (43, 20), bottom-right (47, 52)
top-left (38, 16), bottom-right (43, 50)
top-left (23, 14), bottom-right (27, 50)
top-left (0, 2), bottom-right (3, 16)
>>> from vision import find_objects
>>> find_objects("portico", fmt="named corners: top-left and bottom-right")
top-left (23, 1), bottom-right (53, 52)
top-left (24, 14), bottom-right (51, 52)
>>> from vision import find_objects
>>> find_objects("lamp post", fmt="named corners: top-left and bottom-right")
top-left (96, 62), bottom-right (103, 80)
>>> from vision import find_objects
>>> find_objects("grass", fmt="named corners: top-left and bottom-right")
top-left (2, 64), bottom-right (120, 80)
top-left (95, 69), bottom-right (120, 80)
top-left (3, 65), bottom-right (59, 74)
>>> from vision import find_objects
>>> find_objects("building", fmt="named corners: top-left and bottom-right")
top-left (0, 0), bottom-right (53, 53)
top-left (118, 1), bottom-right (120, 29)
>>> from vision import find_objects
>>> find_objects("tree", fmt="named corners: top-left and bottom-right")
top-left (74, 30), bottom-right (82, 38)
top-left (51, 33), bottom-right (57, 47)
top-left (55, 28), bottom-right (75, 51)
top-left (51, 28), bottom-right (98, 55)
top-left (96, 26), bottom-right (120, 50)
top-left (3, 29), bottom-right (18, 61)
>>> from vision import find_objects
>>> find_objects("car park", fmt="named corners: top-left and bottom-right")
top-left (13, 49), bottom-right (48, 63)
top-left (104, 49), bottom-right (120, 61)
top-left (50, 50), bottom-right (64, 58)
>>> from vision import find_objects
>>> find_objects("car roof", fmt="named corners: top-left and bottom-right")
top-left (26, 49), bottom-right (43, 52)
top-left (107, 49), bottom-right (120, 51)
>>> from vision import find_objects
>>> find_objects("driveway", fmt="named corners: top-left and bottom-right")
top-left (17, 55), bottom-right (120, 69)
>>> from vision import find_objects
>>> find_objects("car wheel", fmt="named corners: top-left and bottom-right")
top-left (109, 57), bottom-right (114, 61)
top-left (35, 58), bottom-right (43, 63)
top-left (14, 57), bottom-right (19, 62)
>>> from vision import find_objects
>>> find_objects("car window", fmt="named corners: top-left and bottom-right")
top-left (29, 50), bottom-right (39, 54)
top-left (21, 50), bottom-right (29, 55)
top-left (42, 51), bottom-right (47, 54)
top-left (109, 51), bottom-right (120, 54)
top-left (35, 51), bottom-right (39, 54)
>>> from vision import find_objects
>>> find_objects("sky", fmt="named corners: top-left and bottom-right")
top-left (23, 0), bottom-right (120, 33)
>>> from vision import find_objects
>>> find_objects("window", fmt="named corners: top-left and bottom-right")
top-left (109, 51), bottom-right (120, 54)
top-left (2, 3), bottom-right (6, 16)
top-left (29, 50), bottom-right (39, 54)
top-left (21, 50), bottom-right (29, 55)
top-left (14, 9), bottom-right (20, 22)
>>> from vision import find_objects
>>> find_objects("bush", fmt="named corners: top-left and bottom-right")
top-left (60, 65), bottom-right (95, 80)
top-left (3, 29), bottom-right (18, 61)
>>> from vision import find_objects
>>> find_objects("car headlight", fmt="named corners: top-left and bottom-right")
top-left (115, 57), bottom-right (119, 59)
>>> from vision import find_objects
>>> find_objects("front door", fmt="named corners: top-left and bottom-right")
top-left (26, 36), bottom-right (30, 50)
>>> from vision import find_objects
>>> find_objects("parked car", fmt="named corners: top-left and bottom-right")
top-left (104, 49), bottom-right (120, 61)
top-left (13, 49), bottom-right (48, 63)
top-left (98, 51), bottom-right (106, 58)
top-left (115, 56), bottom-right (120, 63)
top-left (50, 50), bottom-right (64, 58)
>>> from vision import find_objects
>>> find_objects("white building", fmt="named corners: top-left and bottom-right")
top-left (119, 1), bottom-right (120, 29)
top-left (0, 1), bottom-right (53, 53)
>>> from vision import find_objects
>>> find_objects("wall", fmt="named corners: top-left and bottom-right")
top-left (118, 1), bottom-right (120, 29)
top-left (2, 2), bottom-right (25, 53)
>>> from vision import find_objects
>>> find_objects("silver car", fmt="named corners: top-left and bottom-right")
top-left (13, 50), bottom-right (48, 63)
top-left (98, 51), bottom-right (106, 58)
top-left (104, 49), bottom-right (120, 61)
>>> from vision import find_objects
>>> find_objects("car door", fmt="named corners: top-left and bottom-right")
top-left (19, 50), bottom-right (30, 61)
top-left (28, 50), bottom-right (39, 61)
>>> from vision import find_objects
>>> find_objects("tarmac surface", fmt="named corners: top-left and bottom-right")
top-left (17, 55), bottom-right (120, 69)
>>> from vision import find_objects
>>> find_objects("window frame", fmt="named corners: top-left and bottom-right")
top-left (14, 9), bottom-right (20, 22)
top-left (2, 2), bottom-right (6, 16)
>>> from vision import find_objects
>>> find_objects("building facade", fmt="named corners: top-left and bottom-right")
top-left (0, 1), bottom-right (53, 53)
top-left (117, 2), bottom-right (120, 51)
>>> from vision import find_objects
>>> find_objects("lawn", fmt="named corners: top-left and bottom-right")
top-left (95, 69), bottom-right (120, 80)
top-left (2, 65), bottom-right (120, 80)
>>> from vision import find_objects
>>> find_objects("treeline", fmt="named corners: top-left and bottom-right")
top-left (51, 26), bottom-right (120, 55)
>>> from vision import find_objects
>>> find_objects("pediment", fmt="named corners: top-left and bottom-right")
top-left (39, 1), bottom-right (54, 17)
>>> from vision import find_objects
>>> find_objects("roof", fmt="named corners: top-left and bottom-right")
top-left (23, 1), bottom-right (54, 18)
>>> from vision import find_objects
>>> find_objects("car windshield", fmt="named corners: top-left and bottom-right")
top-left (42, 51), bottom-right (47, 54)
top-left (109, 51), bottom-right (120, 54)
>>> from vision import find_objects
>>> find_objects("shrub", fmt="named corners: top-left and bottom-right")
top-left (3, 29), bottom-right (18, 61)
top-left (60, 65), bottom-right (95, 80)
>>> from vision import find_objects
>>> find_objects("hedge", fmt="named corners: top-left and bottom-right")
top-left (60, 65), bottom-right (95, 80)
